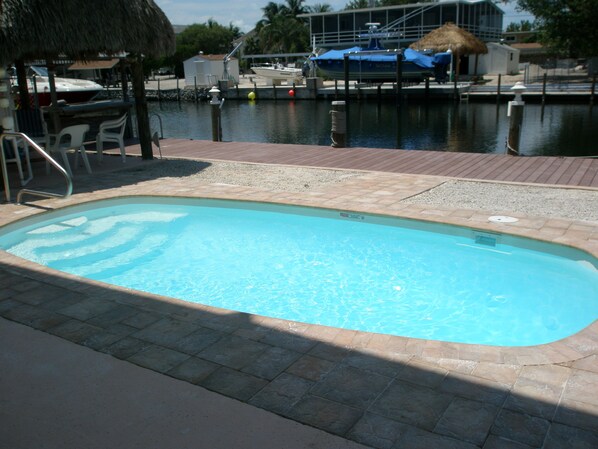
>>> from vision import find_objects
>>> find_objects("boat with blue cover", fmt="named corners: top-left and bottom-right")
top-left (311, 23), bottom-right (451, 83)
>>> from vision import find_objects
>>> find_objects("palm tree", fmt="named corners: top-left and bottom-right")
top-left (285, 0), bottom-right (307, 17)
top-left (308, 3), bottom-right (333, 13)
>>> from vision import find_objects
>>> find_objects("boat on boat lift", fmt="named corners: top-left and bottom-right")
top-left (250, 62), bottom-right (303, 82)
top-left (311, 23), bottom-right (451, 83)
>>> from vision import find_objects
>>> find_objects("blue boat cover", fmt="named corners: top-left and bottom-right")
top-left (313, 47), bottom-right (435, 69)
top-left (433, 52), bottom-right (452, 66)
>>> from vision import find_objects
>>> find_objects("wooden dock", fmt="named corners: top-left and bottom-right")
top-left (125, 139), bottom-right (598, 188)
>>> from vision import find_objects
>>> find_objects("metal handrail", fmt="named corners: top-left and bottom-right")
top-left (1, 132), bottom-right (72, 204)
top-left (149, 113), bottom-right (163, 138)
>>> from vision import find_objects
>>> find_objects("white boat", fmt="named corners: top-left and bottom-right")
top-left (250, 63), bottom-right (303, 81)
top-left (14, 66), bottom-right (103, 107)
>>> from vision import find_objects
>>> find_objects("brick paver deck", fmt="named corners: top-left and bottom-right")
top-left (1, 144), bottom-right (598, 449)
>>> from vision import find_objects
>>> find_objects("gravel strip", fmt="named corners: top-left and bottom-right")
top-left (402, 180), bottom-right (598, 222)
top-left (141, 159), bottom-right (362, 192)
top-left (124, 160), bottom-right (598, 223)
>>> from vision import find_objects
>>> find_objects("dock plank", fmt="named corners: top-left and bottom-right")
top-left (126, 139), bottom-right (598, 188)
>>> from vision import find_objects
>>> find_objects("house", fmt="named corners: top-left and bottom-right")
top-left (183, 53), bottom-right (239, 88)
top-left (298, 0), bottom-right (504, 50)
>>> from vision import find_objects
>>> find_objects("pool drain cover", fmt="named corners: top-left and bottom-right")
top-left (488, 215), bottom-right (519, 223)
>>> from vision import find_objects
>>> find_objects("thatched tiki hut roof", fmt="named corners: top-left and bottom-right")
top-left (409, 23), bottom-right (488, 55)
top-left (409, 23), bottom-right (487, 79)
top-left (0, 0), bottom-right (175, 159)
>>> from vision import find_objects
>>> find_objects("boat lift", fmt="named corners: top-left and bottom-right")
top-left (222, 41), bottom-right (243, 84)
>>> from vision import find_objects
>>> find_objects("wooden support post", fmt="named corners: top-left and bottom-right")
top-left (590, 73), bottom-right (595, 107)
top-left (330, 101), bottom-right (346, 148)
top-left (343, 54), bottom-right (350, 145)
top-left (131, 56), bottom-right (153, 159)
top-left (176, 78), bottom-right (180, 102)
top-left (194, 76), bottom-right (198, 102)
top-left (496, 73), bottom-right (501, 104)
top-left (425, 77), bottom-right (430, 102)
top-left (157, 78), bottom-right (161, 102)
top-left (541, 73), bottom-right (547, 106)
top-left (396, 52), bottom-right (403, 107)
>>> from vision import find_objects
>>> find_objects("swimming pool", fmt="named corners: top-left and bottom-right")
top-left (1, 197), bottom-right (597, 347)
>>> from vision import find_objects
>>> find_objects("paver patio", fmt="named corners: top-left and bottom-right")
top-left (1, 148), bottom-right (598, 448)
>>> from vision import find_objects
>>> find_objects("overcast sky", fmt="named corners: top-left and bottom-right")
top-left (155, 0), bottom-right (534, 33)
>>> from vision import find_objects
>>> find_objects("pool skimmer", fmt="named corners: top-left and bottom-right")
top-left (488, 215), bottom-right (519, 224)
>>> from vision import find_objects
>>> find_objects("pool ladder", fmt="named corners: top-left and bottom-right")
top-left (1, 132), bottom-right (72, 204)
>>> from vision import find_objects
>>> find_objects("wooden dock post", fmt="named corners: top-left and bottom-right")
top-left (396, 52), bottom-right (403, 107)
top-left (330, 101), bottom-right (346, 148)
top-left (176, 78), bottom-right (180, 102)
top-left (496, 73), bottom-right (501, 104)
top-left (194, 76), bottom-right (198, 102)
top-left (590, 73), bottom-right (596, 108)
top-left (157, 78), bottom-right (161, 102)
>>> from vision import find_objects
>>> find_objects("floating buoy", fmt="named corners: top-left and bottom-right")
top-left (288, 89), bottom-right (295, 97)
top-left (248, 91), bottom-right (256, 100)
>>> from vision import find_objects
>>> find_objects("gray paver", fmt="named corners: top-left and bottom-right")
top-left (396, 358), bottom-right (449, 388)
top-left (127, 344), bottom-right (190, 373)
top-left (166, 356), bottom-right (219, 384)
top-left (166, 326), bottom-right (224, 355)
top-left (393, 423), bottom-right (480, 449)
top-left (249, 373), bottom-right (313, 415)
top-left (241, 346), bottom-right (302, 380)
top-left (46, 319), bottom-right (102, 343)
top-left (285, 354), bottom-right (337, 381)
top-left (286, 395), bottom-right (363, 436)
top-left (343, 349), bottom-right (407, 378)
top-left (101, 336), bottom-right (149, 359)
top-left (310, 364), bottom-right (392, 409)
top-left (553, 397), bottom-right (598, 433)
top-left (370, 380), bottom-right (454, 431)
top-left (198, 334), bottom-right (271, 370)
top-left (199, 366), bottom-right (269, 401)
top-left (504, 377), bottom-right (563, 419)
top-left (347, 412), bottom-right (408, 449)
top-left (543, 423), bottom-right (598, 449)
top-left (58, 298), bottom-right (116, 321)
top-left (2, 303), bottom-right (70, 330)
top-left (482, 435), bottom-right (536, 449)
top-left (440, 371), bottom-right (509, 406)
top-left (132, 317), bottom-right (199, 346)
top-left (434, 397), bottom-right (499, 446)
top-left (490, 409), bottom-right (550, 447)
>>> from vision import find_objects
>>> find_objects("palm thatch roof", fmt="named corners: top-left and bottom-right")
top-left (409, 23), bottom-right (488, 55)
top-left (0, 0), bottom-right (175, 64)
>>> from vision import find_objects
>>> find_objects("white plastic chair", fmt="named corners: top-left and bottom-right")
top-left (46, 124), bottom-right (92, 177)
top-left (2, 135), bottom-right (33, 186)
top-left (96, 113), bottom-right (128, 163)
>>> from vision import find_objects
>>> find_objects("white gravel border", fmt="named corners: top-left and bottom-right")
top-left (402, 180), bottom-right (598, 223)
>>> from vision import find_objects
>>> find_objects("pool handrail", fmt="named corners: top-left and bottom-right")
top-left (1, 131), bottom-right (73, 204)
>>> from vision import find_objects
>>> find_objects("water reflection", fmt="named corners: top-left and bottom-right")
top-left (149, 101), bottom-right (598, 157)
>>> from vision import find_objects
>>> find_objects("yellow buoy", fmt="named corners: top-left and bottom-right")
top-left (248, 91), bottom-right (256, 100)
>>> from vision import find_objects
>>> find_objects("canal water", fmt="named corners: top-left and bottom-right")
top-left (149, 101), bottom-right (598, 157)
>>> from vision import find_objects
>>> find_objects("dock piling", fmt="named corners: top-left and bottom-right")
top-left (330, 101), bottom-right (346, 148)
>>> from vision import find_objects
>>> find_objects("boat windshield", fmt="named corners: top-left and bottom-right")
top-left (29, 66), bottom-right (49, 77)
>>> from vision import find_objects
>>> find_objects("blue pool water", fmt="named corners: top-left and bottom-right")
top-left (1, 197), bottom-right (597, 346)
